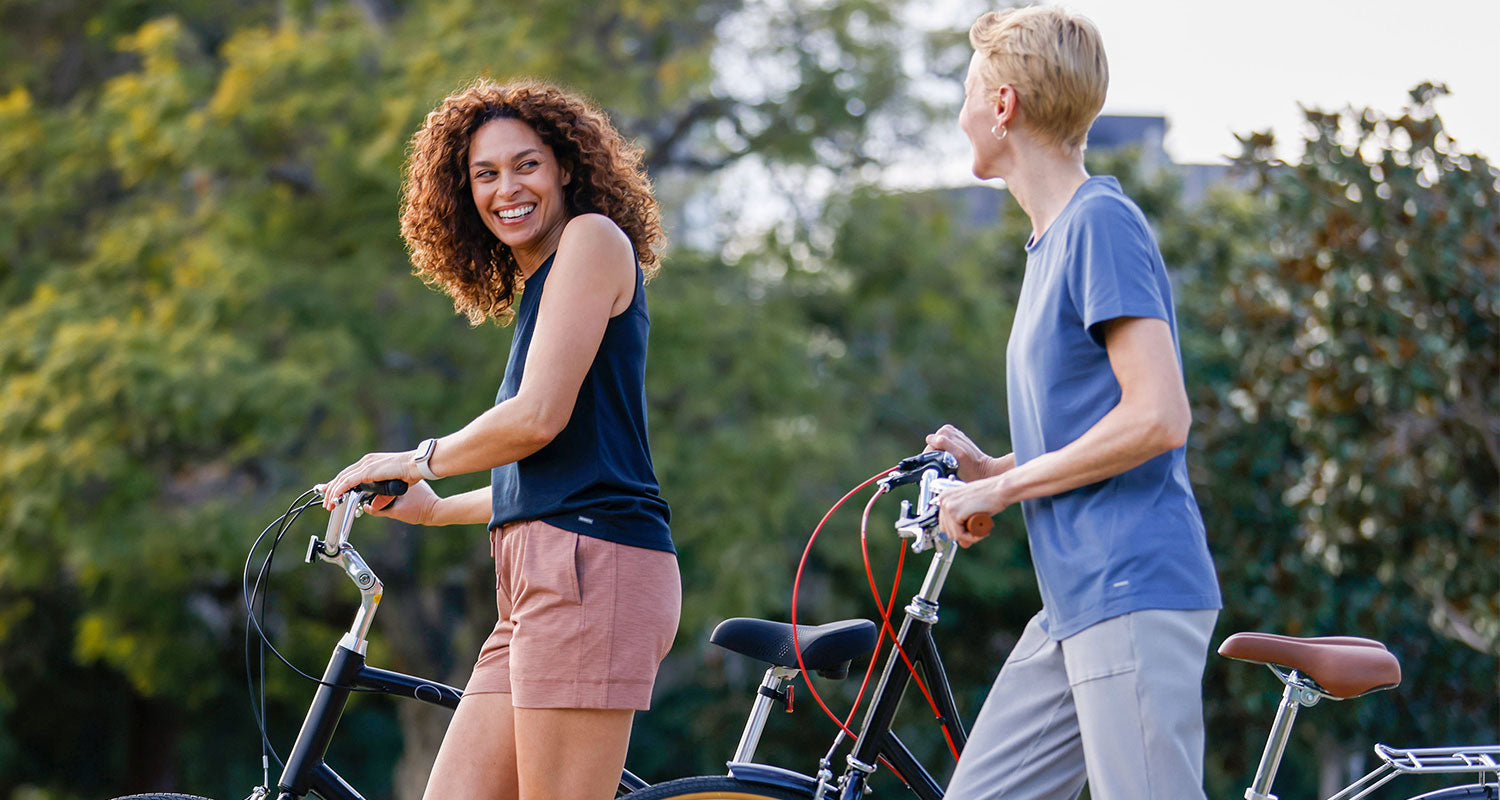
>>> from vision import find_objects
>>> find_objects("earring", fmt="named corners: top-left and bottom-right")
top-left (991, 124), bottom-right (1008, 141)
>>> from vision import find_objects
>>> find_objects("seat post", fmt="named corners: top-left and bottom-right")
top-left (733, 666), bottom-right (799, 764)
top-left (1246, 670), bottom-right (1320, 800)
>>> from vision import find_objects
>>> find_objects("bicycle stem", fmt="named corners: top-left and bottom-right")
top-left (896, 467), bottom-right (961, 624)
top-left (329, 545), bottom-right (383, 655)
top-left (311, 491), bottom-right (384, 656)
top-left (321, 491), bottom-right (361, 554)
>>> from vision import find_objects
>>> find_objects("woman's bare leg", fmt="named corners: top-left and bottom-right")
top-left (421, 692), bottom-right (519, 800)
top-left (514, 707), bottom-right (634, 800)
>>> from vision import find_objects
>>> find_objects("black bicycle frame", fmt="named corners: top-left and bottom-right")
top-left (275, 642), bottom-right (461, 800)
top-left (273, 642), bottom-right (648, 799)
top-left (839, 614), bottom-right (967, 800)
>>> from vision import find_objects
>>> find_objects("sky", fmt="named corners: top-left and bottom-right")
top-left (894, 0), bottom-right (1500, 189)
top-left (704, 0), bottom-right (1499, 242)
top-left (1070, 0), bottom-right (1500, 165)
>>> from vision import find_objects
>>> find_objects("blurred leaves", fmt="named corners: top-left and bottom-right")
top-left (0, 0), bottom-right (968, 795)
top-left (1223, 83), bottom-right (1499, 655)
top-left (0, 0), bottom-right (1495, 798)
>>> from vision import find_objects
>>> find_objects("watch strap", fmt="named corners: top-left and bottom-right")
top-left (413, 438), bottom-right (441, 482)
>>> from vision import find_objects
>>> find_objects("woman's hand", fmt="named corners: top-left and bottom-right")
top-left (924, 424), bottom-right (1004, 482)
top-left (935, 476), bottom-right (1012, 548)
top-left (319, 450), bottom-right (422, 511)
top-left (364, 479), bottom-right (440, 526)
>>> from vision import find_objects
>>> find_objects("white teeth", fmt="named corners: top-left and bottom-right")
top-left (498, 204), bottom-right (535, 220)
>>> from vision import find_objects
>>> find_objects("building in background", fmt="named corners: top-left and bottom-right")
top-left (953, 113), bottom-right (1239, 225)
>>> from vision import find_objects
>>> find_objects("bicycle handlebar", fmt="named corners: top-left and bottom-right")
top-left (882, 450), bottom-right (960, 486)
top-left (355, 479), bottom-right (408, 498)
top-left (882, 451), bottom-right (993, 539)
top-left (316, 480), bottom-right (409, 556)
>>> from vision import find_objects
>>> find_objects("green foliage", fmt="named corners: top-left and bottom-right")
top-left (0, 0), bottom-right (967, 796)
top-left (1226, 84), bottom-right (1499, 655)
top-left (0, 0), bottom-right (1494, 797)
top-left (1169, 86), bottom-right (1499, 795)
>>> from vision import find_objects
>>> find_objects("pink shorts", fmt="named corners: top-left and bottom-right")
top-left (465, 519), bottom-right (681, 710)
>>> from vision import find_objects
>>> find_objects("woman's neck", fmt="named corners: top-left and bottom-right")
top-left (1000, 143), bottom-right (1091, 243)
top-left (512, 217), bottom-right (570, 278)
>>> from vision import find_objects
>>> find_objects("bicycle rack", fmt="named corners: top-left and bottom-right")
top-left (1324, 745), bottom-right (1500, 800)
top-left (1375, 744), bottom-right (1500, 773)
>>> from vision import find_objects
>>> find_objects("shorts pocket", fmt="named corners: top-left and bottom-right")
top-left (1062, 613), bottom-right (1138, 686)
top-left (519, 523), bottom-right (581, 606)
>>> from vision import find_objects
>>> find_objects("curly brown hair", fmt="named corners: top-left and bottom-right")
top-left (400, 79), bottom-right (665, 324)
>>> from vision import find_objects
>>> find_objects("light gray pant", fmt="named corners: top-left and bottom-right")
top-left (945, 608), bottom-right (1218, 800)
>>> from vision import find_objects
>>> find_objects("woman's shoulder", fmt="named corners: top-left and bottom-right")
top-left (553, 214), bottom-right (638, 306)
top-left (556, 213), bottom-right (636, 273)
top-left (1073, 178), bottom-right (1141, 218)
top-left (1068, 180), bottom-right (1153, 239)
top-left (560, 213), bottom-right (634, 256)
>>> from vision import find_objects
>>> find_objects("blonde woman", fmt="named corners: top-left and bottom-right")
top-left (927, 8), bottom-right (1221, 799)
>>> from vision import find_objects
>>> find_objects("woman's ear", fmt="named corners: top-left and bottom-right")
top-left (994, 84), bottom-right (1019, 128)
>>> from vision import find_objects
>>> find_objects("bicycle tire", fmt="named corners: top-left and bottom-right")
top-left (109, 795), bottom-right (218, 800)
top-left (1405, 784), bottom-right (1498, 800)
top-left (624, 775), bottom-right (812, 800)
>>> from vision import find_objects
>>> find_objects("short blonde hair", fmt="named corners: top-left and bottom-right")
top-left (969, 6), bottom-right (1108, 152)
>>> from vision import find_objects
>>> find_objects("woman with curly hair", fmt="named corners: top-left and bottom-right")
top-left (319, 79), bottom-right (678, 800)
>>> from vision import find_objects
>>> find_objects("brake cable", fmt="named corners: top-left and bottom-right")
top-left (789, 467), bottom-right (963, 781)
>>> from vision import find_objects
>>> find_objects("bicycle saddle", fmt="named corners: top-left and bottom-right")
top-left (1218, 631), bottom-right (1402, 699)
top-left (710, 618), bottom-right (878, 679)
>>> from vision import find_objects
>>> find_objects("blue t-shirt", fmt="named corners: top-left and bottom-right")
top-left (489, 253), bottom-right (674, 554)
top-left (1007, 176), bottom-right (1220, 640)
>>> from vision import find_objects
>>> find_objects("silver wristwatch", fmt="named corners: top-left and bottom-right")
top-left (412, 437), bottom-right (441, 482)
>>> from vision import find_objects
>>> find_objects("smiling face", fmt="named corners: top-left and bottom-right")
top-left (467, 116), bottom-right (571, 272)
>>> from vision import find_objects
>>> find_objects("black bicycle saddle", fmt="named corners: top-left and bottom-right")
top-left (710, 617), bottom-right (878, 679)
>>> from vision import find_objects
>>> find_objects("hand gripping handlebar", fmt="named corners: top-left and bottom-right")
top-left (880, 451), bottom-right (994, 540)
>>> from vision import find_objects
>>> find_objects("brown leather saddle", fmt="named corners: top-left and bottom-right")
top-left (1218, 631), bottom-right (1402, 699)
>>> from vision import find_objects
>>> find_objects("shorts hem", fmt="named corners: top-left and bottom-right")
top-left (511, 678), bottom-right (656, 711)
top-left (462, 670), bottom-right (513, 696)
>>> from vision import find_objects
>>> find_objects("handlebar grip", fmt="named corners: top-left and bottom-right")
top-left (354, 479), bottom-right (408, 497)
top-left (884, 450), bottom-right (961, 487)
top-left (964, 513), bottom-right (994, 538)
top-left (895, 450), bottom-right (958, 473)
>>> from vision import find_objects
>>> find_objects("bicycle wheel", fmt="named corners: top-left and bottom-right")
top-left (109, 795), bottom-right (217, 800)
top-left (624, 775), bottom-right (812, 800)
top-left (1405, 784), bottom-right (1498, 800)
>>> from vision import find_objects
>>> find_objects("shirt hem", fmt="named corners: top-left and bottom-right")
top-left (530, 513), bottom-right (676, 555)
top-left (1042, 593), bottom-right (1222, 641)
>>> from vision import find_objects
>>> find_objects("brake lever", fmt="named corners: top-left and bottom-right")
top-left (879, 451), bottom-right (960, 490)
top-left (893, 476), bottom-right (968, 552)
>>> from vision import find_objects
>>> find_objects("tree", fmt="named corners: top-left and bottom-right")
top-left (1173, 85), bottom-right (1499, 796)
top-left (0, 1), bottom-right (967, 796)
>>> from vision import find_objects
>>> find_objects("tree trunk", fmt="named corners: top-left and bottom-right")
top-left (126, 693), bottom-right (180, 791)
top-left (1317, 732), bottom-right (1360, 799)
top-left (392, 701), bottom-right (454, 800)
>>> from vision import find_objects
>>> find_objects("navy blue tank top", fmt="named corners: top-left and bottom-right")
top-left (488, 252), bottom-right (674, 553)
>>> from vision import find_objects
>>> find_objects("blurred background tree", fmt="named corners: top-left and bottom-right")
top-left (0, 1), bottom-right (1495, 799)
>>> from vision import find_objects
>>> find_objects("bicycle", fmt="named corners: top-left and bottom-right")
top-left (110, 480), bottom-right (650, 800)
top-left (624, 452), bottom-right (1499, 800)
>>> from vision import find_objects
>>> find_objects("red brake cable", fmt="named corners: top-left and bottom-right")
top-left (790, 470), bottom-right (889, 741)
top-left (790, 467), bottom-right (962, 776)
top-left (859, 488), bottom-right (961, 762)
